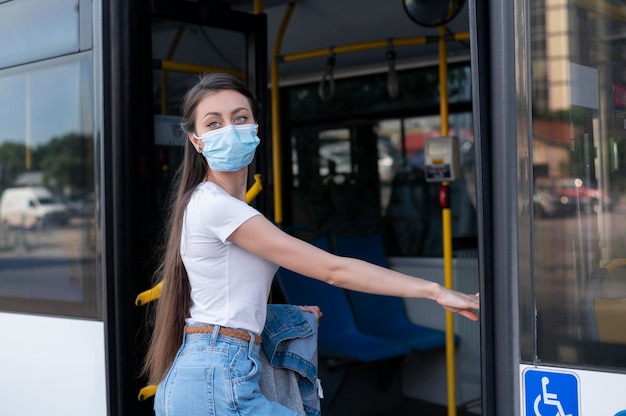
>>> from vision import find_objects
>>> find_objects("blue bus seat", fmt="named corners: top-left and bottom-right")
top-left (275, 235), bottom-right (411, 362)
top-left (334, 231), bottom-right (448, 351)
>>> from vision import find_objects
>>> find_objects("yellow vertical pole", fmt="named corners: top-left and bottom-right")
top-left (439, 25), bottom-right (456, 416)
top-left (439, 27), bottom-right (449, 137)
top-left (270, 3), bottom-right (295, 224)
top-left (253, 0), bottom-right (263, 14)
top-left (443, 188), bottom-right (455, 416)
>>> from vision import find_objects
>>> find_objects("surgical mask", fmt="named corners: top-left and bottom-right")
top-left (194, 124), bottom-right (260, 171)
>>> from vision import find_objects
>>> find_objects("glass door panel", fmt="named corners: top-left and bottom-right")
top-left (525, 0), bottom-right (626, 371)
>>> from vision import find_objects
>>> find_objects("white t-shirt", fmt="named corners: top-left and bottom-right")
top-left (181, 182), bottom-right (278, 334)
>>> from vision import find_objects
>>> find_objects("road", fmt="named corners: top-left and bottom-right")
top-left (0, 219), bottom-right (95, 302)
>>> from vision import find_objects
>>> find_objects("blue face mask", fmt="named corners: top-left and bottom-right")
top-left (195, 124), bottom-right (260, 171)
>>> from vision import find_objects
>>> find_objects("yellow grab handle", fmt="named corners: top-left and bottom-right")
top-left (135, 282), bottom-right (163, 306)
top-left (138, 384), bottom-right (157, 401)
top-left (246, 173), bottom-right (262, 203)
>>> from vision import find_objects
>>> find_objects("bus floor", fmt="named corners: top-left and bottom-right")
top-left (319, 357), bottom-right (481, 416)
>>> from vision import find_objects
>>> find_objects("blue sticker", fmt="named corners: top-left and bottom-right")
top-left (524, 369), bottom-right (579, 416)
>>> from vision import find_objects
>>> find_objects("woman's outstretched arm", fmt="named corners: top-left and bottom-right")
top-left (229, 215), bottom-right (479, 321)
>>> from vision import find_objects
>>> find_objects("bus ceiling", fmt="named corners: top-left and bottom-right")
top-left (230, 0), bottom-right (472, 82)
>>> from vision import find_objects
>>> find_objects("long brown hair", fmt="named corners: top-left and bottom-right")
top-left (143, 73), bottom-right (261, 384)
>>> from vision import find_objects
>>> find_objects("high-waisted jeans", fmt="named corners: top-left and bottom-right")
top-left (154, 325), bottom-right (302, 416)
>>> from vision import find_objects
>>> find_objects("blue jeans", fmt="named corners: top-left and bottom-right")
top-left (154, 325), bottom-right (302, 416)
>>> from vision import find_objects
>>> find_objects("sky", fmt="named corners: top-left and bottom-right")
top-left (0, 0), bottom-right (86, 147)
top-left (0, 54), bottom-right (90, 147)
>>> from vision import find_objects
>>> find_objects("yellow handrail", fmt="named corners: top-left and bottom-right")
top-left (279, 32), bottom-right (469, 63)
top-left (154, 60), bottom-right (246, 79)
top-left (438, 25), bottom-right (456, 416)
top-left (270, 2), bottom-right (295, 224)
top-left (272, 29), bottom-right (469, 223)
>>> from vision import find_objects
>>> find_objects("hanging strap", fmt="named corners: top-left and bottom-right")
top-left (386, 39), bottom-right (399, 98)
top-left (318, 48), bottom-right (336, 101)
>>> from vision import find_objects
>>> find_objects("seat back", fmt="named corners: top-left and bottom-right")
top-left (275, 237), bottom-right (361, 345)
top-left (276, 267), bottom-right (361, 340)
top-left (334, 232), bottom-right (412, 328)
top-left (276, 230), bottom-right (424, 358)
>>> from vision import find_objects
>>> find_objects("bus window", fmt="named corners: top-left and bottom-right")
top-left (286, 115), bottom-right (476, 255)
top-left (288, 124), bottom-right (382, 232)
top-left (522, 0), bottom-right (626, 370)
top-left (0, 53), bottom-right (97, 318)
top-left (282, 65), bottom-right (476, 257)
top-left (382, 114), bottom-right (476, 257)
top-left (0, 0), bottom-right (80, 70)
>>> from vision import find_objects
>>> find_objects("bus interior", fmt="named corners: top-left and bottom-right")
top-left (1, 0), bottom-right (626, 415)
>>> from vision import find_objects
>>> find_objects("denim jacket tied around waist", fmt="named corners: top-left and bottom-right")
top-left (262, 304), bottom-right (322, 416)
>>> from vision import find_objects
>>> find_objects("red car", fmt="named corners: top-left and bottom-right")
top-left (534, 177), bottom-right (613, 217)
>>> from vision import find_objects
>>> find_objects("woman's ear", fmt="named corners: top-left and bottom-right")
top-left (189, 132), bottom-right (203, 153)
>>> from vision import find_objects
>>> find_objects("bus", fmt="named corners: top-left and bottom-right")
top-left (0, 1), bottom-right (624, 415)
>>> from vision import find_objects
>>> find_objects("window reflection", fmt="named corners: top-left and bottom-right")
top-left (526, 0), bottom-right (626, 369)
top-left (0, 0), bottom-right (79, 69)
top-left (0, 53), bottom-right (96, 317)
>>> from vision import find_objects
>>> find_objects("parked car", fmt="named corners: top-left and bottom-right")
top-left (533, 177), bottom-right (613, 217)
top-left (0, 186), bottom-right (70, 229)
top-left (551, 177), bottom-right (613, 213)
top-left (534, 179), bottom-right (577, 217)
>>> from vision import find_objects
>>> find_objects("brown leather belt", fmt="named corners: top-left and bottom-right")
top-left (184, 325), bottom-right (262, 344)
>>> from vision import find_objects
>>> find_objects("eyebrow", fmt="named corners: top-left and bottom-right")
top-left (201, 107), bottom-right (250, 120)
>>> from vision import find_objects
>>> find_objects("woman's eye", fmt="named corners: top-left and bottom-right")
top-left (234, 116), bottom-right (248, 123)
top-left (207, 121), bottom-right (221, 129)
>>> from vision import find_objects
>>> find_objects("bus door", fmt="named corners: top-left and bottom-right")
top-left (473, 0), bottom-right (626, 414)
top-left (106, 2), bottom-right (268, 415)
top-left (279, 66), bottom-right (480, 412)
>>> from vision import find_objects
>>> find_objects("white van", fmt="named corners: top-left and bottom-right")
top-left (0, 186), bottom-right (70, 229)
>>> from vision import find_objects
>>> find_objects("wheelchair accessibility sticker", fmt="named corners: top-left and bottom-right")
top-left (524, 369), bottom-right (580, 416)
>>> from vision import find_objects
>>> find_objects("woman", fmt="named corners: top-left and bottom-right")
top-left (144, 73), bottom-right (479, 416)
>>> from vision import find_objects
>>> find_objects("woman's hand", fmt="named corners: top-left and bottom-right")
top-left (434, 287), bottom-right (480, 321)
top-left (298, 305), bottom-right (323, 323)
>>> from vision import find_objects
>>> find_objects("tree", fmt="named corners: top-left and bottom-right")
top-left (37, 133), bottom-right (94, 195)
top-left (0, 141), bottom-right (28, 189)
